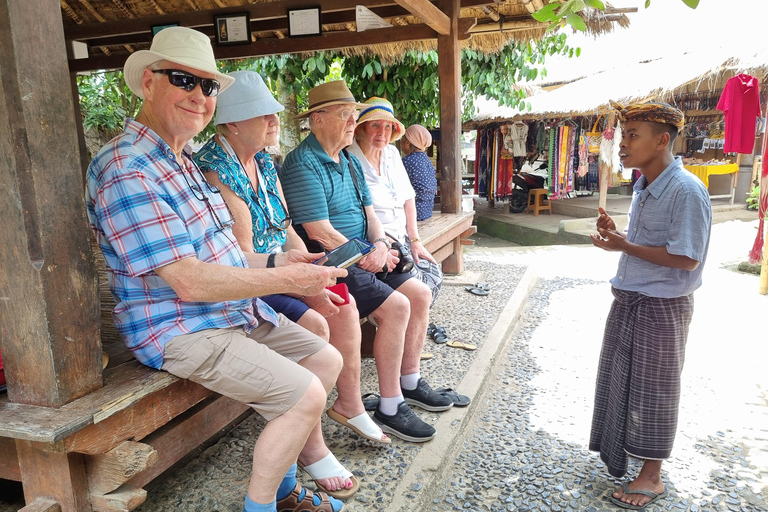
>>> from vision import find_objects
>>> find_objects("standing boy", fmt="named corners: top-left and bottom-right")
top-left (589, 102), bottom-right (712, 509)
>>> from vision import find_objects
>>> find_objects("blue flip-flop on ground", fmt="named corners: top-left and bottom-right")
top-left (609, 482), bottom-right (668, 510)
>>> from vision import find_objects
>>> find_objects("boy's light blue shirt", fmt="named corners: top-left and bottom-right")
top-left (611, 157), bottom-right (712, 298)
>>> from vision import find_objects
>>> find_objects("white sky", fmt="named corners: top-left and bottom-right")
top-left (537, 0), bottom-right (768, 83)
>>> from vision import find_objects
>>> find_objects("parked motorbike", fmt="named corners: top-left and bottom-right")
top-left (508, 164), bottom-right (548, 213)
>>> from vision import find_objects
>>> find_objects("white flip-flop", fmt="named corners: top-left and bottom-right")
top-left (327, 408), bottom-right (391, 444)
top-left (298, 452), bottom-right (359, 499)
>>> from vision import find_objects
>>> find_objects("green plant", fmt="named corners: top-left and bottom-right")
top-left (534, 0), bottom-right (699, 33)
top-left (746, 185), bottom-right (760, 210)
top-left (77, 71), bottom-right (140, 136)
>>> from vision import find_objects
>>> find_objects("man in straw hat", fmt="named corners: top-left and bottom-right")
top-left (281, 82), bottom-right (453, 444)
top-left (589, 102), bottom-right (712, 509)
top-left (86, 27), bottom-right (348, 512)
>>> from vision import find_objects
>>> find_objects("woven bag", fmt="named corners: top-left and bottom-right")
top-left (587, 115), bottom-right (603, 154)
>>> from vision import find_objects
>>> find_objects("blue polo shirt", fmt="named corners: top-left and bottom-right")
top-left (281, 132), bottom-right (372, 241)
top-left (611, 157), bottom-right (712, 298)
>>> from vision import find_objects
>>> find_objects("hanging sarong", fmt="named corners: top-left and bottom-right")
top-left (578, 130), bottom-right (589, 178)
top-left (589, 288), bottom-right (694, 478)
top-left (548, 125), bottom-right (557, 196)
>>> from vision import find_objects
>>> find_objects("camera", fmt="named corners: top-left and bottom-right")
top-left (391, 240), bottom-right (414, 273)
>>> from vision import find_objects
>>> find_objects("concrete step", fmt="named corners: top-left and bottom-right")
top-left (385, 269), bottom-right (539, 512)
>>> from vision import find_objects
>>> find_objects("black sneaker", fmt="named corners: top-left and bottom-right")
top-left (402, 378), bottom-right (454, 412)
top-left (373, 402), bottom-right (436, 442)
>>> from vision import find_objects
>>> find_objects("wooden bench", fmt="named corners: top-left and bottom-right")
top-left (416, 211), bottom-right (477, 273)
top-left (360, 211), bottom-right (476, 353)
top-left (0, 247), bottom-right (252, 512)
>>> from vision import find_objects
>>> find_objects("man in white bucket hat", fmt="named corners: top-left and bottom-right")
top-left (86, 27), bottom-right (347, 512)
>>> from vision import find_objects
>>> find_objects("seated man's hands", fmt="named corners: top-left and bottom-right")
top-left (302, 288), bottom-right (344, 318)
top-left (283, 264), bottom-right (347, 297)
top-left (385, 249), bottom-right (400, 272)
top-left (277, 248), bottom-right (324, 266)
top-left (357, 240), bottom-right (390, 273)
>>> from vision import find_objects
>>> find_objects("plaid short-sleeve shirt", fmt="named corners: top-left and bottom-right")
top-left (85, 120), bottom-right (278, 369)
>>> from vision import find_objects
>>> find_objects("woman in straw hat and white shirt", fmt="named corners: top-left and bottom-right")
top-left (194, 71), bottom-right (394, 498)
top-left (348, 98), bottom-right (443, 306)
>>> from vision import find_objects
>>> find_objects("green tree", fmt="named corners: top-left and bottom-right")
top-left (77, 71), bottom-right (140, 138)
top-left (535, 0), bottom-right (698, 33)
top-left (342, 33), bottom-right (577, 128)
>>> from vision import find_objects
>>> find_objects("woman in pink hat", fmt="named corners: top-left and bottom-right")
top-left (401, 125), bottom-right (438, 222)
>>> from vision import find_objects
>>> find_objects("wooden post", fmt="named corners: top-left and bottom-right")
top-left (0, 0), bottom-right (101, 405)
top-left (16, 440), bottom-right (90, 512)
top-left (436, 0), bottom-right (461, 215)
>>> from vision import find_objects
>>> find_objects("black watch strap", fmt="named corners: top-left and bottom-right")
top-left (267, 253), bottom-right (276, 268)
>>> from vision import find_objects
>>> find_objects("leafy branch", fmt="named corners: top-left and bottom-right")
top-left (533, 0), bottom-right (698, 33)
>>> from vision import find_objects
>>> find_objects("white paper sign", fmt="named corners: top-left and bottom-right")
top-left (356, 5), bottom-right (392, 32)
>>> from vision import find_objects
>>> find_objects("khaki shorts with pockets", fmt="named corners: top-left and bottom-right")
top-left (161, 314), bottom-right (326, 421)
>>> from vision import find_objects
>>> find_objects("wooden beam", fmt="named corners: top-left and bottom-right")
top-left (393, 0), bottom-right (450, 35)
top-left (0, 436), bottom-right (21, 481)
top-left (1, 0), bottom-right (101, 408)
top-left (90, 485), bottom-right (146, 512)
top-left (18, 498), bottom-right (61, 512)
top-left (85, 441), bottom-right (157, 495)
top-left (16, 440), bottom-right (90, 512)
top-left (75, 4), bottom-right (414, 48)
top-left (436, 0), bottom-right (462, 216)
top-left (68, 19), bottom-right (475, 73)
top-left (127, 395), bottom-right (251, 489)
top-left (64, 0), bottom-right (398, 40)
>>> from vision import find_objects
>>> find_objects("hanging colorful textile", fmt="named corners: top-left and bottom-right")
top-left (565, 125), bottom-right (577, 194)
top-left (718, 73), bottom-right (762, 154)
top-left (536, 122), bottom-right (548, 153)
top-left (749, 137), bottom-right (768, 264)
top-left (492, 129), bottom-right (502, 200)
top-left (548, 123), bottom-right (557, 196)
top-left (476, 129), bottom-right (489, 198)
top-left (577, 129), bottom-right (589, 177)
top-left (498, 126), bottom-right (515, 198)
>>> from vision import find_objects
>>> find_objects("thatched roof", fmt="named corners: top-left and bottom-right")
top-left (61, 0), bottom-right (631, 67)
top-left (464, 46), bottom-right (768, 129)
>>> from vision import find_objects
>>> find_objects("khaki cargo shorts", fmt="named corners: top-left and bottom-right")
top-left (161, 314), bottom-right (326, 421)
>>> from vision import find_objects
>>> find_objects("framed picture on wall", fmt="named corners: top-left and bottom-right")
top-left (214, 12), bottom-right (251, 46)
top-left (287, 7), bottom-right (321, 37)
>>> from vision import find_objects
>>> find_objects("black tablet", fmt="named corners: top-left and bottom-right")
top-left (313, 237), bottom-right (376, 268)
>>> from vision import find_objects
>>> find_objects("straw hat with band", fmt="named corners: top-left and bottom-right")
top-left (294, 80), bottom-right (366, 119)
top-left (123, 26), bottom-right (235, 99)
top-left (214, 70), bottom-right (284, 126)
top-left (404, 124), bottom-right (432, 151)
top-left (356, 97), bottom-right (405, 143)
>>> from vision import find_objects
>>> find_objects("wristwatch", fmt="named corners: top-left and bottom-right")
top-left (266, 253), bottom-right (276, 268)
top-left (373, 237), bottom-right (391, 250)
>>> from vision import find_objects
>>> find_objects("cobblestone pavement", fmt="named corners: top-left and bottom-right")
top-left (427, 218), bottom-right (768, 512)
top-left (1, 218), bottom-right (764, 512)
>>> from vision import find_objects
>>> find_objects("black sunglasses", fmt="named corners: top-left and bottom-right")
top-left (152, 69), bottom-right (221, 97)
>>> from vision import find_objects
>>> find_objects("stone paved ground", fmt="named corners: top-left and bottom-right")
top-left (426, 218), bottom-right (768, 512)
top-left (1, 217), bottom-right (765, 512)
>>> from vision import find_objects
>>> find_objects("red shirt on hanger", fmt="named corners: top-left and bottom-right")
top-left (717, 73), bottom-right (762, 154)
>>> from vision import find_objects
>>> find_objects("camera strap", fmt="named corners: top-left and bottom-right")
top-left (342, 149), bottom-right (368, 238)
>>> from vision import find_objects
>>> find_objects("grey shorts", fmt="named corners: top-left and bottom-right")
top-left (161, 314), bottom-right (327, 421)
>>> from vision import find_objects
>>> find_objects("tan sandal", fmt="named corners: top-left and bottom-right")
top-left (277, 483), bottom-right (336, 512)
